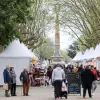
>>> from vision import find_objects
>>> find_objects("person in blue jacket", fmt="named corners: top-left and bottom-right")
top-left (3, 66), bottom-right (11, 97)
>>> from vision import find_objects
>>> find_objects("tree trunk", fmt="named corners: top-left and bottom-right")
top-left (0, 45), bottom-right (4, 53)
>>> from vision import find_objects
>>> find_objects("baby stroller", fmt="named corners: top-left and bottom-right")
top-left (54, 80), bottom-right (68, 99)
top-left (32, 78), bottom-right (40, 86)
top-left (60, 80), bottom-right (68, 99)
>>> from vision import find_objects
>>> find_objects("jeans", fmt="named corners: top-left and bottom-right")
top-left (54, 80), bottom-right (62, 98)
top-left (92, 80), bottom-right (98, 93)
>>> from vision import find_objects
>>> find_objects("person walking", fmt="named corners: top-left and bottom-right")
top-left (3, 66), bottom-right (11, 97)
top-left (20, 69), bottom-right (31, 96)
top-left (78, 64), bottom-right (84, 73)
top-left (81, 65), bottom-right (95, 98)
top-left (10, 67), bottom-right (17, 96)
top-left (47, 66), bottom-right (52, 85)
top-left (91, 66), bottom-right (98, 96)
top-left (52, 64), bottom-right (65, 100)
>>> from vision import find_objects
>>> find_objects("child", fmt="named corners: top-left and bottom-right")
top-left (45, 74), bottom-right (49, 86)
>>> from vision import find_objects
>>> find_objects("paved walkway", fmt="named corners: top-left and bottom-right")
top-left (0, 85), bottom-right (100, 100)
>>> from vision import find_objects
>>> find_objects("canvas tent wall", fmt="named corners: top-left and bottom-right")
top-left (73, 52), bottom-right (83, 61)
top-left (93, 44), bottom-right (100, 58)
top-left (0, 58), bottom-right (30, 85)
top-left (81, 49), bottom-right (89, 60)
top-left (0, 40), bottom-right (35, 85)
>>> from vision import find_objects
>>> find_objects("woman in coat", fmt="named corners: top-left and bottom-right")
top-left (10, 67), bottom-right (17, 96)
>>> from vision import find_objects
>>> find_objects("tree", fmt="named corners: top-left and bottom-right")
top-left (0, 0), bottom-right (51, 52)
top-left (19, 0), bottom-right (50, 50)
top-left (62, 0), bottom-right (100, 50)
top-left (45, 0), bottom-right (100, 51)
top-left (60, 50), bottom-right (71, 62)
top-left (67, 41), bottom-right (79, 58)
top-left (0, 0), bottom-right (33, 51)
top-left (34, 38), bottom-right (54, 61)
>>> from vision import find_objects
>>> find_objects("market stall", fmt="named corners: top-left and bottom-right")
top-left (0, 40), bottom-right (37, 85)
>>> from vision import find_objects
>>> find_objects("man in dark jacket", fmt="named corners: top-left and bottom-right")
top-left (81, 65), bottom-right (95, 98)
top-left (20, 68), bottom-right (31, 96)
top-left (3, 66), bottom-right (11, 97)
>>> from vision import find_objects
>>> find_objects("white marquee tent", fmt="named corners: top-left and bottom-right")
top-left (0, 40), bottom-right (37, 85)
top-left (81, 49), bottom-right (89, 60)
top-left (83, 48), bottom-right (95, 60)
top-left (87, 47), bottom-right (95, 59)
top-left (93, 44), bottom-right (100, 58)
top-left (72, 44), bottom-right (100, 70)
top-left (73, 52), bottom-right (83, 61)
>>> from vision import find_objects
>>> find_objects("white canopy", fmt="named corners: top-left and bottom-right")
top-left (81, 49), bottom-right (88, 60)
top-left (0, 40), bottom-right (38, 85)
top-left (93, 44), bottom-right (100, 58)
top-left (83, 48), bottom-right (95, 60)
top-left (0, 40), bottom-right (36, 58)
top-left (87, 47), bottom-right (95, 59)
top-left (73, 51), bottom-right (83, 61)
top-left (72, 44), bottom-right (100, 61)
top-left (29, 49), bottom-right (38, 60)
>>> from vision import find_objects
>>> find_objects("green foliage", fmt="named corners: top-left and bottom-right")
top-left (67, 41), bottom-right (79, 58)
top-left (60, 50), bottom-right (71, 62)
top-left (61, 0), bottom-right (100, 51)
top-left (20, 0), bottom-right (51, 50)
top-left (34, 38), bottom-right (54, 60)
top-left (46, 0), bottom-right (100, 51)
top-left (0, 0), bottom-right (33, 47)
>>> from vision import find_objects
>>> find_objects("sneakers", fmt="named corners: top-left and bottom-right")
top-left (13, 95), bottom-right (17, 96)
top-left (55, 98), bottom-right (60, 100)
top-left (26, 94), bottom-right (29, 96)
top-left (5, 95), bottom-right (10, 97)
top-left (92, 93), bottom-right (94, 96)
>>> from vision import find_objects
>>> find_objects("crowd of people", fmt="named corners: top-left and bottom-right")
top-left (64, 64), bottom-right (99, 98)
top-left (51, 64), bottom-right (100, 100)
top-left (3, 65), bottom-right (53, 97)
top-left (3, 64), bottom-right (100, 100)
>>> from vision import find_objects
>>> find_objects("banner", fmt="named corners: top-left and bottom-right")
top-left (32, 58), bottom-right (36, 64)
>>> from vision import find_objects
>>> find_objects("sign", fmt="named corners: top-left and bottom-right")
top-left (32, 58), bottom-right (36, 64)
top-left (67, 72), bottom-right (81, 95)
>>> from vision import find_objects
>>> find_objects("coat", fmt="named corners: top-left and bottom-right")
top-left (20, 71), bottom-right (30, 83)
top-left (10, 70), bottom-right (16, 84)
top-left (92, 69), bottom-right (98, 80)
top-left (81, 69), bottom-right (95, 88)
top-left (3, 69), bottom-right (11, 83)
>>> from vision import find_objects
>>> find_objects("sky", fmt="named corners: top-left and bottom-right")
top-left (60, 32), bottom-right (73, 50)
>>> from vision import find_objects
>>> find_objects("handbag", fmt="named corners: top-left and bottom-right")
top-left (62, 82), bottom-right (67, 92)
top-left (3, 83), bottom-right (8, 90)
